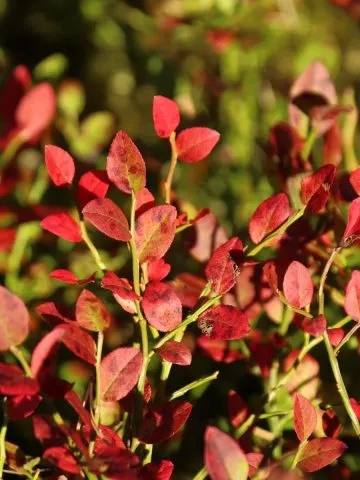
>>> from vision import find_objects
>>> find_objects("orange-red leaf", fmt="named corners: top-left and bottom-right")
top-left (76, 170), bottom-right (109, 209)
top-left (283, 261), bottom-right (313, 308)
top-left (155, 341), bottom-right (192, 366)
top-left (0, 286), bottom-right (29, 351)
top-left (298, 438), bottom-right (347, 472)
top-left (176, 127), bottom-right (220, 163)
top-left (344, 270), bottom-right (360, 321)
top-left (142, 282), bottom-right (182, 332)
top-left (76, 289), bottom-right (111, 331)
top-left (198, 305), bottom-right (250, 341)
top-left (82, 198), bottom-right (131, 241)
top-left (293, 393), bottom-right (317, 442)
top-left (153, 96), bottom-right (180, 138)
top-left (249, 193), bottom-right (290, 244)
top-left (44, 145), bottom-right (75, 187)
top-left (300, 165), bottom-right (336, 212)
top-left (40, 212), bottom-right (82, 242)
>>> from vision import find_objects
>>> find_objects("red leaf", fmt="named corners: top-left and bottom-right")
top-left (82, 424), bottom-right (126, 455)
top-left (283, 261), bottom-right (313, 308)
top-left (140, 460), bottom-right (174, 480)
top-left (341, 197), bottom-right (360, 247)
top-left (344, 270), bottom-right (360, 321)
top-left (100, 347), bottom-right (143, 401)
top-left (31, 328), bottom-right (66, 376)
top-left (293, 393), bottom-right (317, 442)
top-left (76, 289), bottom-right (111, 332)
top-left (205, 238), bottom-right (244, 295)
top-left (284, 351), bottom-right (320, 399)
top-left (204, 426), bottom-right (249, 480)
top-left (65, 390), bottom-right (93, 428)
top-left (114, 294), bottom-right (137, 314)
top-left (249, 193), bottom-right (290, 244)
top-left (148, 259), bottom-right (171, 282)
top-left (246, 453), bottom-right (263, 478)
top-left (43, 446), bottom-right (81, 474)
top-left (327, 328), bottom-right (344, 347)
top-left (101, 271), bottom-right (138, 301)
top-left (36, 301), bottom-right (74, 327)
top-left (15, 82), bottom-right (56, 139)
top-left (50, 269), bottom-right (95, 285)
top-left (135, 188), bottom-right (155, 217)
top-left (40, 212), bottom-right (82, 242)
top-left (176, 127), bottom-right (220, 163)
top-left (0, 363), bottom-right (39, 396)
top-left (227, 390), bottom-right (249, 428)
top-left (142, 282), bottom-right (182, 332)
top-left (322, 408), bottom-right (341, 438)
top-left (33, 415), bottom-right (66, 447)
top-left (106, 131), bottom-right (146, 194)
top-left (298, 438), bottom-right (347, 473)
top-left (155, 341), bottom-right (192, 366)
top-left (310, 105), bottom-right (352, 136)
top-left (197, 337), bottom-right (243, 364)
top-left (138, 400), bottom-right (192, 444)
top-left (7, 394), bottom-right (42, 421)
top-left (76, 170), bottom-right (109, 209)
top-left (302, 315), bottom-right (326, 337)
top-left (153, 96), bottom-right (180, 138)
top-left (0, 286), bottom-right (29, 351)
top-left (82, 198), bottom-right (131, 241)
top-left (300, 165), bottom-right (336, 212)
top-left (198, 305), bottom-right (250, 341)
top-left (350, 167), bottom-right (360, 196)
top-left (189, 211), bottom-right (228, 263)
top-left (44, 145), bottom-right (75, 187)
top-left (350, 398), bottom-right (360, 419)
top-left (58, 323), bottom-right (97, 365)
top-left (135, 205), bottom-right (177, 263)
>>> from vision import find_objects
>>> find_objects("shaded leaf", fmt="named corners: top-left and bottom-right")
top-left (283, 261), bottom-right (313, 308)
top-left (0, 363), bottom-right (39, 396)
top-left (198, 305), bottom-right (250, 341)
top-left (153, 96), bottom-right (180, 138)
top-left (0, 286), bottom-right (29, 351)
top-left (140, 460), bottom-right (174, 480)
top-left (176, 127), bottom-right (220, 163)
top-left (246, 453), bottom-right (263, 478)
top-left (40, 212), bottom-right (82, 242)
top-left (76, 170), bottom-right (109, 209)
top-left (82, 198), bottom-right (131, 241)
top-left (188, 211), bottom-right (228, 263)
top-left (65, 390), bottom-right (92, 428)
top-left (298, 438), bottom-right (347, 472)
top-left (76, 289), bottom-right (111, 332)
top-left (155, 341), bottom-right (192, 366)
top-left (322, 408), bottom-right (341, 438)
top-left (142, 282), bottom-right (182, 332)
top-left (300, 165), bottom-right (336, 212)
top-left (50, 269), bottom-right (95, 285)
top-left (302, 315), bottom-right (326, 337)
top-left (107, 131), bottom-right (146, 194)
top-left (350, 167), bottom-right (360, 196)
top-left (293, 393), bottom-right (317, 442)
top-left (101, 272), bottom-right (138, 301)
top-left (43, 446), bottom-right (81, 474)
top-left (7, 394), bottom-right (42, 421)
top-left (341, 197), bottom-right (360, 247)
top-left (249, 193), bottom-right (290, 244)
top-left (58, 323), bottom-right (97, 365)
top-left (344, 270), bottom-right (360, 321)
top-left (227, 390), bottom-right (249, 428)
top-left (44, 145), bottom-right (75, 187)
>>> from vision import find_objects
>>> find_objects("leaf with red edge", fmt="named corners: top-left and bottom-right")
top-left (227, 390), bottom-right (249, 428)
top-left (198, 305), bottom-right (250, 341)
top-left (153, 96), bottom-right (180, 138)
top-left (7, 394), bottom-right (42, 421)
top-left (148, 259), bottom-right (171, 282)
top-left (155, 341), bottom-right (192, 366)
top-left (82, 198), bottom-right (131, 241)
top-left (302, 315), bottom-right (326, 337)
top-left (135, 205), bottom-right (177, 263)
top-left (44, 145), bottom-right (75, 187)
top-left (300, 165), bottom-right (336, 212)
top-left (15, 82), bottom-right (56, 139)
top-left (297, 438), bottom-right (347, 473)
top-left (176, 127), bottom-right (220, 163)
top-left (101, 272), bottom-right (138, 301)
top-left (293, 393), bottom-right (317, 442)
top-left (249, 193), bottom-right (290, 244)
top-left (205, 238), bottom-right (244, 295)
top-left (0, 286), bottom-right (29, 351)
top-left (76, 170), bottom-right (109, 209)
top-left (76, 289), bottom-right (111, 332)
top-left (0, 363), bottom-right (39, 396)
top-left (50, 269), bottom-right (95, 285)
top-left (344, 270), bottom-right (360, 321)
top-left (58, 323), bottom-right (97, 365)
top-left (82, 424), bottom-right (126, 455)
top-left (35, 302), bottom-right (73, 327)
top-left (246, 453), bottom-right (263, 478)
top-left (100, 347), bottom-right (143, 401)
top-left (40, 212), bottom-right (82, 242)
top-left (290, 61), bottom-right (337, 114)
top-left (350, 398), bottom-right (360, 419)
top-left (204, 426), bottom-right (249, 480)
top-left (65, 390), bottom-right (93, 428)
top-left (136, 188), bottom-right (155, 217)
top-left (43, 446), bottom-right (81, 474)
top-left (106, 131), bottom-right (146, 194)
top-left (350, 167), bottom-right (360, 196)
top-left (327, 328), bottom-right (344, 347)
top-left (142, 282), bottom-right (182, 332)
top-left (283, 261), bottom-right (313, 308)
top-left (341, 197), bottom-right (360, 247)
top-left (138, 400), bottom-right (192, 444)
top-left (140, 460), bottom-right (174, 480)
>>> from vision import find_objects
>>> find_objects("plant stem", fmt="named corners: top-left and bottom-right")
top-left (9, 346), bottom-right (32, 376)
top-left (301, 128), bottom-right (317, 161)
top-left (318, 247), bottom-right (360, 437)
top-left (193, 466), bottom-right (207, 480)
top-left (80, 221), bottom-right (106, 271)
top-left (94, 331), bottom-right (104, 427)
top-left (290, 440), bottom-right (307, 470)
top-left (0, 398), bottom-right (8, 479)
top-left (165, 132), bottom-right (178, 204)
top-left (247, 207), bottom-right (306, 257)
top-left (334, 323), bottom-right (360, 356)
top-left (170, 371), bottom-right (219, 401)
top-left (277, 291), bottom-right (313, 319)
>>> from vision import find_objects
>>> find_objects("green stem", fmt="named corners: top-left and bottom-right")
top-left (80, 221), bottom-right (106, 271)
top-left (277, 291), bottom-right (313, 319)
top-left (0, 132), bottom-right (27, 169)
top-left (291, 440), bottom-right (307, 470)
top-left (247, 207), bottom-right (306, 257)
top-left (334, 323), bottom-right (360, 356)
top-left (301, 128), bottom-right (317, 161)
top-left (9, 346), bottom-right (32, 376)
top-left (165, 132), bottom-right (178, 204)
top-left (170, 371), bottom-right (219, 401)
top-left (94, 331), bottom-right (104, 426)
top-left (235, 414), bottom-right (256, 439)
top-left (0, 398), bottom-right (8, 479)
top-left (279, 306), bottom-right (293, 336)
top-left (193, 466), bottom-right (207, 480)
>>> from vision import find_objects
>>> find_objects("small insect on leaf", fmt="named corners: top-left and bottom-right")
top-left (249, 193), bottom-right (290, 244)
top-left (106, 130), bottom-right (146, 194)
top-left (153, 96), bottom-right (180, 138)
top-left (204, 426), bottom-right (249, 480)
top-left (40, 212), bottom-right (83, 242)
top-left (176, 127), bottom-right (220, 163)
top-left (82, 198), bottom-right (131, 242)
top-left (45, 145), bottom-right (75, 187)
top-left (293, 393), bottom-right (317, 442)
top-left (198, 305), bottom-right (250, 341)
top-left (283, 261), bottom-right (313, 309)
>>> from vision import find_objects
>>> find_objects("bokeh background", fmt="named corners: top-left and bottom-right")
top-left (2, 0), bottom-right (360, 477)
